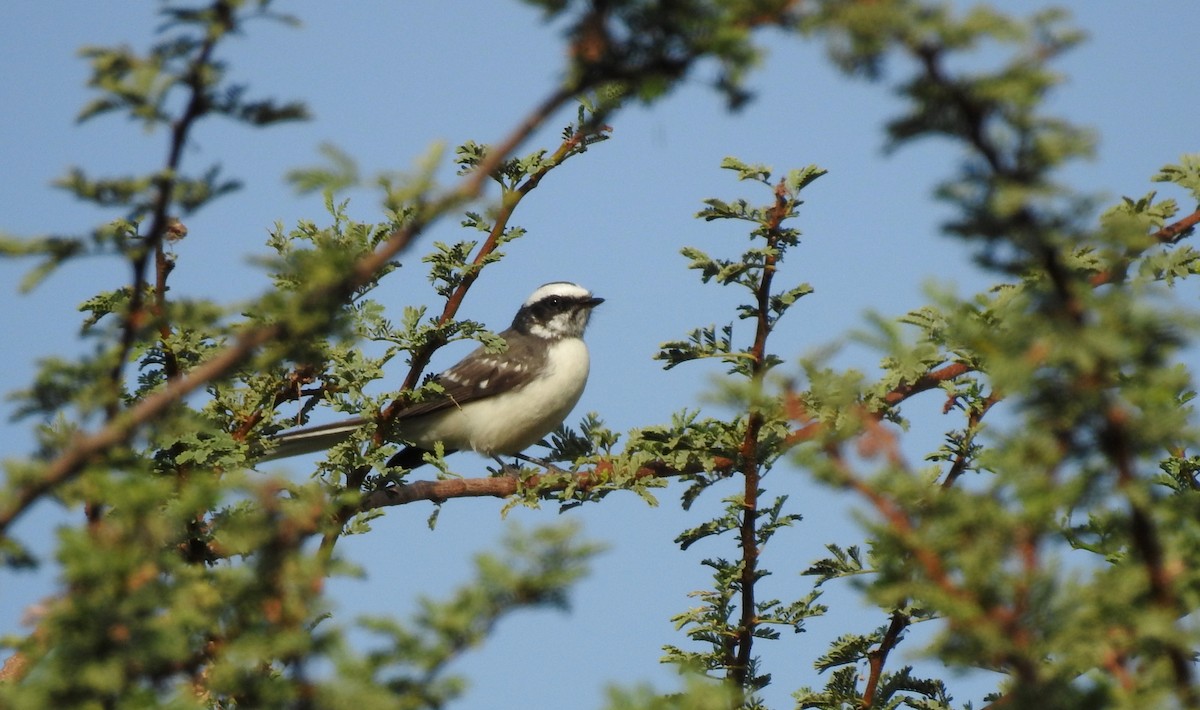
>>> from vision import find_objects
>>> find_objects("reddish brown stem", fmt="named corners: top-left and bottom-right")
top-left (861, 611), bottom-right (909, 709)
top-left (729, 180), bottom-right (791, 699)
top-left (1090, 208), bottom-right (1200, 287)
top-left (359, 456), bottom-right (735, 510)
top-left (108, 32), bottom-right (219, 417)
top-left (941, 391), bottom-right (1000, 488)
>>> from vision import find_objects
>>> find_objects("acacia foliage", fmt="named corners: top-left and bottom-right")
top-left (3, 2), bottom-right (1200, 709)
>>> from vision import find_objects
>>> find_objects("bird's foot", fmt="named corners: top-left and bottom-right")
top-left (514, 452), bottom-right (570, 474)
top-left (489, 456), bottom-right (525, 477)
top-left (490, 453), bottom-right (563, 476)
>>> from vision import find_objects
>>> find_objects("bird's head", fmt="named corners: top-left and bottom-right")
top-left (512, 282), bottom-right (604, 339)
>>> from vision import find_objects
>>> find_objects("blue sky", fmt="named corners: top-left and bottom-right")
top-left (2, 2), bottom-right (1199, 707)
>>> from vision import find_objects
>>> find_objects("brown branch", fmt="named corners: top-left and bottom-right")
top-left (861, 610), bottom-right (910, 709)
top-left (826, 445), bottom-right (963, 608)
top-left (883, 362), bottom-right (974, 406)
top-left (359, 457), bottom-right (733, 510)
top-left (0, 653), bottom-right (27, 683)
top-left (231, 364), bottom-right (325, 441)
top-left (941, 390), bottom-right (1000, 488)
top-left (345, 378), bottom-right (1016, 515)
top-left (1099, 628), bottom-right (1136, 695)
top-left (1154, 207), bottom-right (1200, 244)
top-left (778, 362), bottom-right (977, 454)
top-left (0, 323), bottom-right (282, 535)
top-left (107, 30), bottom-right (221, 417)
top-left (1007, 523), bottom-right (1039, 659)
top-left (730, 179), bottom-right (791, 697)
top-left (1090, 207), bottom-right (1200, 287)
top-left (867, 208), bottom-right (1200, 433)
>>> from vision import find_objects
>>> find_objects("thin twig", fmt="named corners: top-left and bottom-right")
top-left (941, 390), bottom-right (1000, 488)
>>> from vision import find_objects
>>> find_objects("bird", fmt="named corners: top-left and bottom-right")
top-left (262, 281), bottom-right (604, 470)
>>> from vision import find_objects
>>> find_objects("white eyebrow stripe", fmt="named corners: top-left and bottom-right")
top-left (523, 281), bottom-right (593, 306)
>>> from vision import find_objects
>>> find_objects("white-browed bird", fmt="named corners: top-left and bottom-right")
top-left (264, 281), bottom-right (603, 469)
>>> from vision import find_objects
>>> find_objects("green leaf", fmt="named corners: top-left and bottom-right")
top-left (719, 156), bottom-right (771, 183)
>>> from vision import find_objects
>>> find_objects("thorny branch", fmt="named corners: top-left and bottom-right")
top-left (105, 29), bottom-right (221, 420)
top-left (359, 457), bottom-right (735, 511)
top-left (729, 179), bottom-right (792, 698)
top-left (941, 390), bottom-right (1000, 489)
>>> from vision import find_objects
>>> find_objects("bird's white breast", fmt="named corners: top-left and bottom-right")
top-left (398, 338), bottom-right (591, 457)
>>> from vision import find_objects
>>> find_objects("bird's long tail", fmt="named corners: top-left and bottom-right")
top-left (261, 417), bottom-right (367, 461)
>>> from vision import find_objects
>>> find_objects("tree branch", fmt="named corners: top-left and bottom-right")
top-left (1154, 207), bottom-right (1200, 244)
top-left (861, 610), bottom-right (909, 709)
top-left (883, 362), bottom-right (974, 406)
top-left (1090, 207), bottom-right (1200, 287)
top-left (0, 323), bottom-right (282, 535)
top-left (359, 457), bottom-right (734, 511)
top-left (107, 28), bottom-right (221, 419)
top-left (941, 390), bottom-right (1000, 488)
top-left (730, 178), bottom-right (791, 698)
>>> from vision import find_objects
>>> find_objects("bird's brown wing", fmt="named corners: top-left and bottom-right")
top-left (393, 330), bottom-right (543, 420)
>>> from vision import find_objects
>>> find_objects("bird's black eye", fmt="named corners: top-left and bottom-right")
top-left (545, 297), bottom-right (563, 309)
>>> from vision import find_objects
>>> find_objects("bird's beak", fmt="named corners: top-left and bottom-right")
top-left (585, 296), bottom-right (605, 308)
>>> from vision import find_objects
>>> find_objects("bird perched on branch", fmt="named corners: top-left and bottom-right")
top-left (263, 281), bottom-right (604, 470)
